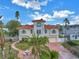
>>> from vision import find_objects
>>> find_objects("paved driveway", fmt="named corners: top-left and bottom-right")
top-left (48, 43), bottom-right (79, 59)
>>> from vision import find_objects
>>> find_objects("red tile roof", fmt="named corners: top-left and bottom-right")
top-left (44, 25), bottom-right (58, 30)
top-left (32, 19), bottom-right (46, 22)
top-left (19, 25), bottom-right (58, 29)
top-left (19, 25), bottom-right (34, 29)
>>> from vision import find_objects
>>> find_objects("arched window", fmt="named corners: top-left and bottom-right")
top-left (45, 29), bottom-right (47, 34)
top-left (22, 30), bottom-right (26, 34)
top-left (52, 30), bottom-right (56, 33)
top-left (37, 23), bottom-right (41, 27)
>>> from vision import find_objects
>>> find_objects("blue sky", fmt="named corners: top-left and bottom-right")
top-left (0, 0), bottom-right (79, 25)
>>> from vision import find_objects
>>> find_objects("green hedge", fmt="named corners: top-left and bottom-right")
top-left (40, 50), bottom-right (59, 59)
top-left (59, 34), bottom-right (64, 38)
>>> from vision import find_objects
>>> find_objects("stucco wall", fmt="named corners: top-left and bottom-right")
top-left (19, 28), bottom-right (59, 41)
top-left (19, 22), bottom-right (59, 40)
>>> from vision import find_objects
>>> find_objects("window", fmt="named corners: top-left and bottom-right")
top-left (72, 35), bottom-right (74, 37)
top-left (31, 29), bottom-right (33, 34)
top-left (52, 30), bottom-right (56, 33)
top-left (22, 30), bottom-right (26, 34)
top-left (45, 29), bottom-right (47, 34)
top-left (75, 35), bottom-right (77, 39)
top-left (37, 30), bottom-right (41, 35)
top-left (37, 23), bottom-right (41, 27)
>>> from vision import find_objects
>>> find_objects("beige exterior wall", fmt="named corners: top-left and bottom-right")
top-left (19, 28), bottom-right (59, 41)
top-left (19, 29), bottom-right (33, 40)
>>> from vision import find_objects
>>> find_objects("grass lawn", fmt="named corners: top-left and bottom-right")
top-left (62, 40), bottom-right (79, 46)
top-left (71, 40), bottom-right (79, 45)
top-left (16, 41), bottom-right (29, 50)
top-left (61, 40), bottom-right (79, 55)
top-left (0, 41), bottom-right (19, 59)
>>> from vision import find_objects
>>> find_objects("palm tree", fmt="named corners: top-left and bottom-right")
top-left (25, 35), bottom-right (51, 59)
top-left (64, 18), bottom-right (70, 28)
top-left (15, 11), bottom-right (20, 21)
top-left (64, 18), bottom-right (70, 41)
top-left (0, 16), bottom-right (5, 59)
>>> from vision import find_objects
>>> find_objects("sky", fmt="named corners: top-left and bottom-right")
top-left (0, 0), bottom-right (79, 25)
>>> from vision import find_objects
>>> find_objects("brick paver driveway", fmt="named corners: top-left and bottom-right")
top-left (48, 43), bottom-right (79, 59)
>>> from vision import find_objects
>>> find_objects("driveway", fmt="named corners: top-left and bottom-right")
top-left (48, 43), bottom-right (79, 59)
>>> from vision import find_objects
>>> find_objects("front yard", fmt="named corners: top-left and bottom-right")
top-left (0, 41), bottom-right (19, 59)
top-left (16, 39), bottom-right (59, 59)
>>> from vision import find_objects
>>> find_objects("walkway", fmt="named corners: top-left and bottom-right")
top-left (11, 41), bottom-right (32, 59)
top-left (11, 41), bottom-right (79, 59)
top-left (48, 43), bottom-right (79, 59)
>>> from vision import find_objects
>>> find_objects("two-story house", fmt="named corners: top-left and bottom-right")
top-left (18, 19), bottom-right (59, 41)
top-left (60, 25), bottom-right (79, 40)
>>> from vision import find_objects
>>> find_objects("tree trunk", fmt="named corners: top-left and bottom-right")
top-left (14, 50), bottom-right (18, 59)
top-left (34, 55), bottom-right (36, 59)
top-left (1, 47), bottom-right (5, 59)
top-left (8, 45), bottom-right (11, 59)
top-left (34, 53), bottom-right (40, 59)
top-left (64, 27), bottom-right (67, 42)
top-left (33, 54), bottom-right (38, 59)
top-left (14, 50), bottom-right (16, 59)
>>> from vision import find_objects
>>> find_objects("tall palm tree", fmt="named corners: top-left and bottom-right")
top-left (25, 35), bottom-right (51, 59)
top-left (64, 18), bottom-right (70, 41)
top-left (15, 11), bottom-right (20, 21)
top-left (0, 16), bottom-right (5, 59)
top-left (64, 18), bottom-right (70, 28)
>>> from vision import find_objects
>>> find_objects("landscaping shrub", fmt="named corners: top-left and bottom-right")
top-left (50, 50), bottom-right (59, 59)
top-left (40, 50), bottom-right (59, 59)
top-left (67, 41), bottom-right (78, 46)
top-left (8, 55), bottom-right (14, 59)
top-left (40, 51), bottom-right (50, 59)
top-left (59, 34), bottom-right (64, 38)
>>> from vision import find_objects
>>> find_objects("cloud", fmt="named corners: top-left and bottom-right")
top-left (0, 5), bottom-right (14, 12)
top-left (30, 10), bottom-right (75, 21)
top-left (30, 12), bottom-right (53, 21)
top-left (27, 22), bottom-right (33, 25)
top-left (70, 15), bottom-right (79, 25)
top-left (12, 0), bottom-right (48, 10)
top-left (52, 10), bottom-right (75, 18)
top-left (0, 5), bottom-right (10, 10)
